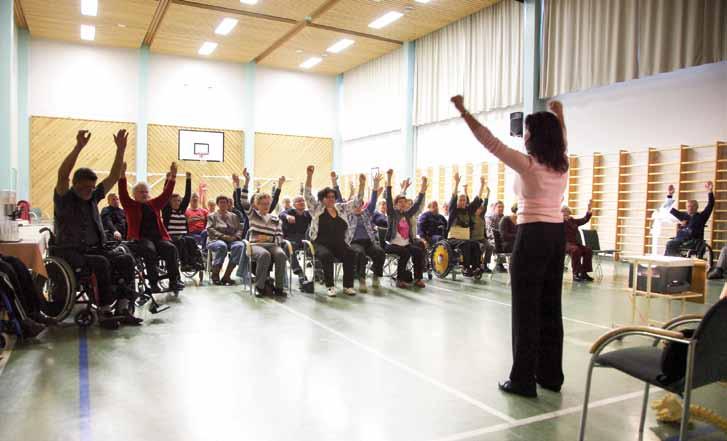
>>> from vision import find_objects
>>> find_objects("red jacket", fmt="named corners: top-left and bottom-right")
top-left (119, 177), bottom-right (176, 241)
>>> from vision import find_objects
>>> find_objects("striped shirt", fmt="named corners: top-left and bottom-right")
top-left (166, 210), bottom-right (188, 237)
top-left (238, 188), bottom-right (283, 243)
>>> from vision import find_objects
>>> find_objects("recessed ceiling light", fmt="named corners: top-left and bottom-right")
top-left (326, 38), bottom-right (355, 54)
top-left (414, 0), bottom-right (431, 3)
top-left (240, 0), bottom-right (258, 4)
top-left (198, 41), bottom-right (218, 56)
top-left (80, 24), bottom-right (95, 41)
top-left (215, 17), bottom-right (238, 35)
top-left (117, 23), bottom-right (127, 28)
top-left (300, 57), bottom-right (322, 69)
top-left (81, 0), bottom-right (98, 16)
top-left (295, 49), bottom-right (303, 53)
top-left (368, 11), bottom-right (403, 29)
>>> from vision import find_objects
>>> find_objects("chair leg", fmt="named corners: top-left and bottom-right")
top-left (638, 383), bottom-right (650, 439)
top-left (679, 344), bottom-right (696, 440)
top-left (578, 358), bottom-right (596, 441)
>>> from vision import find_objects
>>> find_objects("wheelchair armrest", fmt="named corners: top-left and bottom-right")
top-left (302, 240), bottom-right (315, 255)
top-left (589, 326), bottom-right (688, 355)
top-left (662, 314), bottom-right (703, 331)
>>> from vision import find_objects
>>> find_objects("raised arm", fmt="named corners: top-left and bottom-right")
top-left (407, 176), bottom-right (428, 217)
top-left (548, 100), bottom-right (567, 147)
top-left (152, 162), bottom-right (177, 209)
top-left (118, 164), bottom-right (133, 207)
top-left (703, 181), bottom-right (715, 220)
top-left (100, 129), bottom-right (128, 194)
top-left (179, 172), bottom-right (192, 212)
top-left (271, 176), bottom-right (284, 212)
top-left (574, 199), bottom-right (593, 226)
top-left (667, 184), bottom-right (689, 220)
top-left (451, 95), bottom-right (531, 174)
top-left (304, 166), bottom-right (319, 211)
top-left (367, 172), bottom-right (382, 214)
top-left (385, 169), bottom-right (395, 215)
top-left (238, 169), bottom-right (252, 213)
top-left (55, 130), bottom-right (91, 195)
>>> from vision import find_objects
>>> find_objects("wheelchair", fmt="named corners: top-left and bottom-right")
top-left (0, 271), bottom-right (25, 346)
top-left (678, 239), bottom-right (713, 269)
top-left (237, 235), bottom-right (296, 297)
top-left (178, 232), bottom-right (206, 285)
top-left (36, 228), bottom-right (166, 326)
top-left (430, 239), bottom-right (485, 281)
top-left (119, 242), bottom-right (174, 313)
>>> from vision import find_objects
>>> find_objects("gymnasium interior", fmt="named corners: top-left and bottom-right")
top-left (0, 1), bottom-right (726, 440)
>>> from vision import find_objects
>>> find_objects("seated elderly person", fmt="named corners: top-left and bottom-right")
top-left (54, 130), bottom-right (139, 329)
top-left (120, 162), bottom-right (184, 293)
top-left (0, 253), bottom-right (54, 337)
top-left (346, 172), bottom-right (385, 292)
top-left (486, 201), bottom-right (507, 272)
top-left (469, 178), bottom-right (493, 273)
top-left (447, 173), bottom-right (485, 277)
top-left (185, 192), bottom-right (208, 245)
top-left (207, 195), bottom-right (245, 285)
top-left (163, 172), bottom-right (205, 273)
top-left (305, 166), bottom-right (363, 297)
top-left (238, 169), bottom-right (289, 297)
top-left (562, 201), bottom-right (593, 282)
top-left (281, 195), bottom-right (312, 282)
top-left (374, 199), bottom-right (389, 228)
top-left (498, 203), bottom-right (518, 253)
top-left (418, 201), bottom-right (448, 246)
top-left (665, 182), bottom-right (714, 256)
top-left (101, 192), bottom-right (127, 241)
top-left (385, 169), bottom-right (428, 288)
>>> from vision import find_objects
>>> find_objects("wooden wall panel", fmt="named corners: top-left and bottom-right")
top-left (30, 116), bottom-right (137, 219)
top-left (254, 133), bottom-right (333, 198)
top-left (147, 124), bottom-right (244, 204)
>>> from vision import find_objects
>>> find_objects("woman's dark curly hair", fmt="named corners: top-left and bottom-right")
top-left (317, 187), bottom-right (337, 202)
top-left (524, 111), bottom-right (569, 174)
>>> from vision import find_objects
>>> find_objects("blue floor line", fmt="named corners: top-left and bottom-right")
top-left (79, 328), bottom-right (91, 441)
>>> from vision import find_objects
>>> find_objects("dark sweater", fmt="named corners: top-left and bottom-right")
top-left (162, 178), bottom-right (191, 236)
top-left (564, 212), bottom-right (591, 246)
top-left (101, 205), bottom-right (127, 239)
top-left (417, 211), bottom-right (448, 240)
top-left (281, 208), bottom-right (312, 241)
top-left (670, 193), bottom-right (714, 241)
top-left (499, 215), bottom-right (518, 245)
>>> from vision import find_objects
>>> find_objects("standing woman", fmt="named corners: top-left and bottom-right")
top-left (452, 95), bottom-right (569, 398)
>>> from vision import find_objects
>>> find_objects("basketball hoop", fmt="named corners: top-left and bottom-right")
top-left (194, 142), bottom-right (210, 166)
top-left (196, 152), bottom-right (209, 166)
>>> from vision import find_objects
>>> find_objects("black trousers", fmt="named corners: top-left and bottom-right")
top-left (55, 246), bottom-right (136, 306)
top-left (0, 256), bottom-right (41, 316)
top-left (509, 222), bottom-right (565, 388)
top-left (128, 239), bottom-right (180, 284)
top-left (448, 239), bottom-right (481, 270)
top-left (288, 239), bottom-right (305, 275)
top-left (314, 241), bottom-right (355, 288)
top-left (385, 244), bottom-right (425, 281)
top-left (351, 239), bottom-right (385, 278)
top-left (171, 235), bottom-right (204, 269)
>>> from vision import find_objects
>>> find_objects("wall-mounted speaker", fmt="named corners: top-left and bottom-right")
top-left (510, 112), bottom-right (523, 137)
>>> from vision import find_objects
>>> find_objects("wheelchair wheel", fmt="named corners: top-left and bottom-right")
top-left (431, 241), bottom-right (455, 279)
top-left (35, 257), bottom-right (77, 322)
top-left (74, 309), bottom-right (94, 327)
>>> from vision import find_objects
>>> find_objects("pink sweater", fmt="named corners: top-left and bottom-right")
top-left (474, 126), bottom-right (567, 225)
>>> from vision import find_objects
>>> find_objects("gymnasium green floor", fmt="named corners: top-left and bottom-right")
top-left (1, 262), bottom-right (725, 441)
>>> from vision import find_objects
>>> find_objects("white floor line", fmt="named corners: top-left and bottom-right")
top-left (427, 390), bottom-right (645, 441)
top-left (0, 334), bottom-right (16, 378)
top-left (429, 283), bottom-right (611, 330)
top-left (268, 299), bottom-right (517, 424)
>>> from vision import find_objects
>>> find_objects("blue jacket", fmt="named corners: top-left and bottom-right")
top-left (417, 211), bottom-right (447, 241)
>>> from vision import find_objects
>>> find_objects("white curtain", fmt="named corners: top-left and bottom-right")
top-left (540, 0), bottom-right (638, 98)
top-left (341, 130), bottom-right (405, 175)
top-left (342, 47), bottom-right (404, 141)
top-left (414, 0), bottom-right (523, 126)
top-left (638, 0), bottom-right (727, 78)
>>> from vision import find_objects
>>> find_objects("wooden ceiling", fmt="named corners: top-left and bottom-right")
top-left (17, 0), bottom-right (501, 74)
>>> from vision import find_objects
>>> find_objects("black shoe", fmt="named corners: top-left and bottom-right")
top-left (537, 381), bottom-right (562, 393)
top-left (273, 287), bottom-right (287, 297)
top-left (172, 280), bottom-right (185, 291)
top-left (581, 273), bottom-right (594, 282)
top-left (255, 286), bottom-right (266, 297)
top-left (495, 264), bottom-right (508, 273)
top-left (707, 267), bottom-right (723, 280)
top-left (573, 274), bottom-right (585, 282)
top-left (463, 269), bottom-right (474, 277)
top-left (221, 277), bottom-right (236, 286)
top-left (498, 380), bottom-right (537, 398)
top-left (21, 319), bottom-right (46, 338)
top-left (99, 311), bottom-right (120, 330)
top-left (117, 310), bottom-right (143, 326)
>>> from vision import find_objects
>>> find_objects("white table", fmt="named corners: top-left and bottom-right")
top-left (620, 255), bottom-right (704, 326)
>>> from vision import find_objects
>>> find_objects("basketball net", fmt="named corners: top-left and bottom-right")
top-left (196, 152), bottom-right (209, 167)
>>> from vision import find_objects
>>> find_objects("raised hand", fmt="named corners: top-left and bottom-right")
top-left (278, 176), bottom-right (286, 188)
top-left (548, 100), bottom-right (563, 115)
top-left (373, 172), bottom-right (382, 187)
top-left (706, 181), bottom-right (714, 192)
top-left (420, 176), bottom-right (428, 192)
top-left (454, 172), bottom-right (461, 184)
top-left (667, 184), bottom-right (675, 196)
top-left (307, 165), bottom-right (315, 176)
top-left (376, 187), bottom-right (384, 196)
top-left (359, 173), bottom-right (367, 185)
top-left (587, 199), bottom-right (593, 212)
top-left (330, 171), bottom-right (338, 185)
top-left (186, 171), bottom-right (192, 180)
top-left (480, 175), bottom-right (486, 186)
top-left (76, 130), bottom-right (92, 149)
top-left (170, 162), bottom-right (178, 177)
top-left (113, 129), bottom-right (128, 151)
top-left (121, 162), bottom-right (127, 177)
top-left (450, 95), bottom-right (466, 113)
top-left (232, 173), bottom-right (240, 187)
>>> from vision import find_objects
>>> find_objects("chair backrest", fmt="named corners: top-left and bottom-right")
top-left (492, 229), bottom-right (505, 253)
top-left (581, 229), bottom-right (601, 251)
top-left (691, 298), bottom-right (727, 388)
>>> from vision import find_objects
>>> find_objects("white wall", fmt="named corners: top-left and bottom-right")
top-left (28, 39), bottom-right (139, 122)
top-left (558, 61), bottom-right (727, 155)
top-left (254, 65), bottom-right (337, 138)
top-left (148, 53), bottom-right (248, 130)
top-left (27, 39), bottom-right (338, 139)
top-left (10, 14), bottom-right (18, 171)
